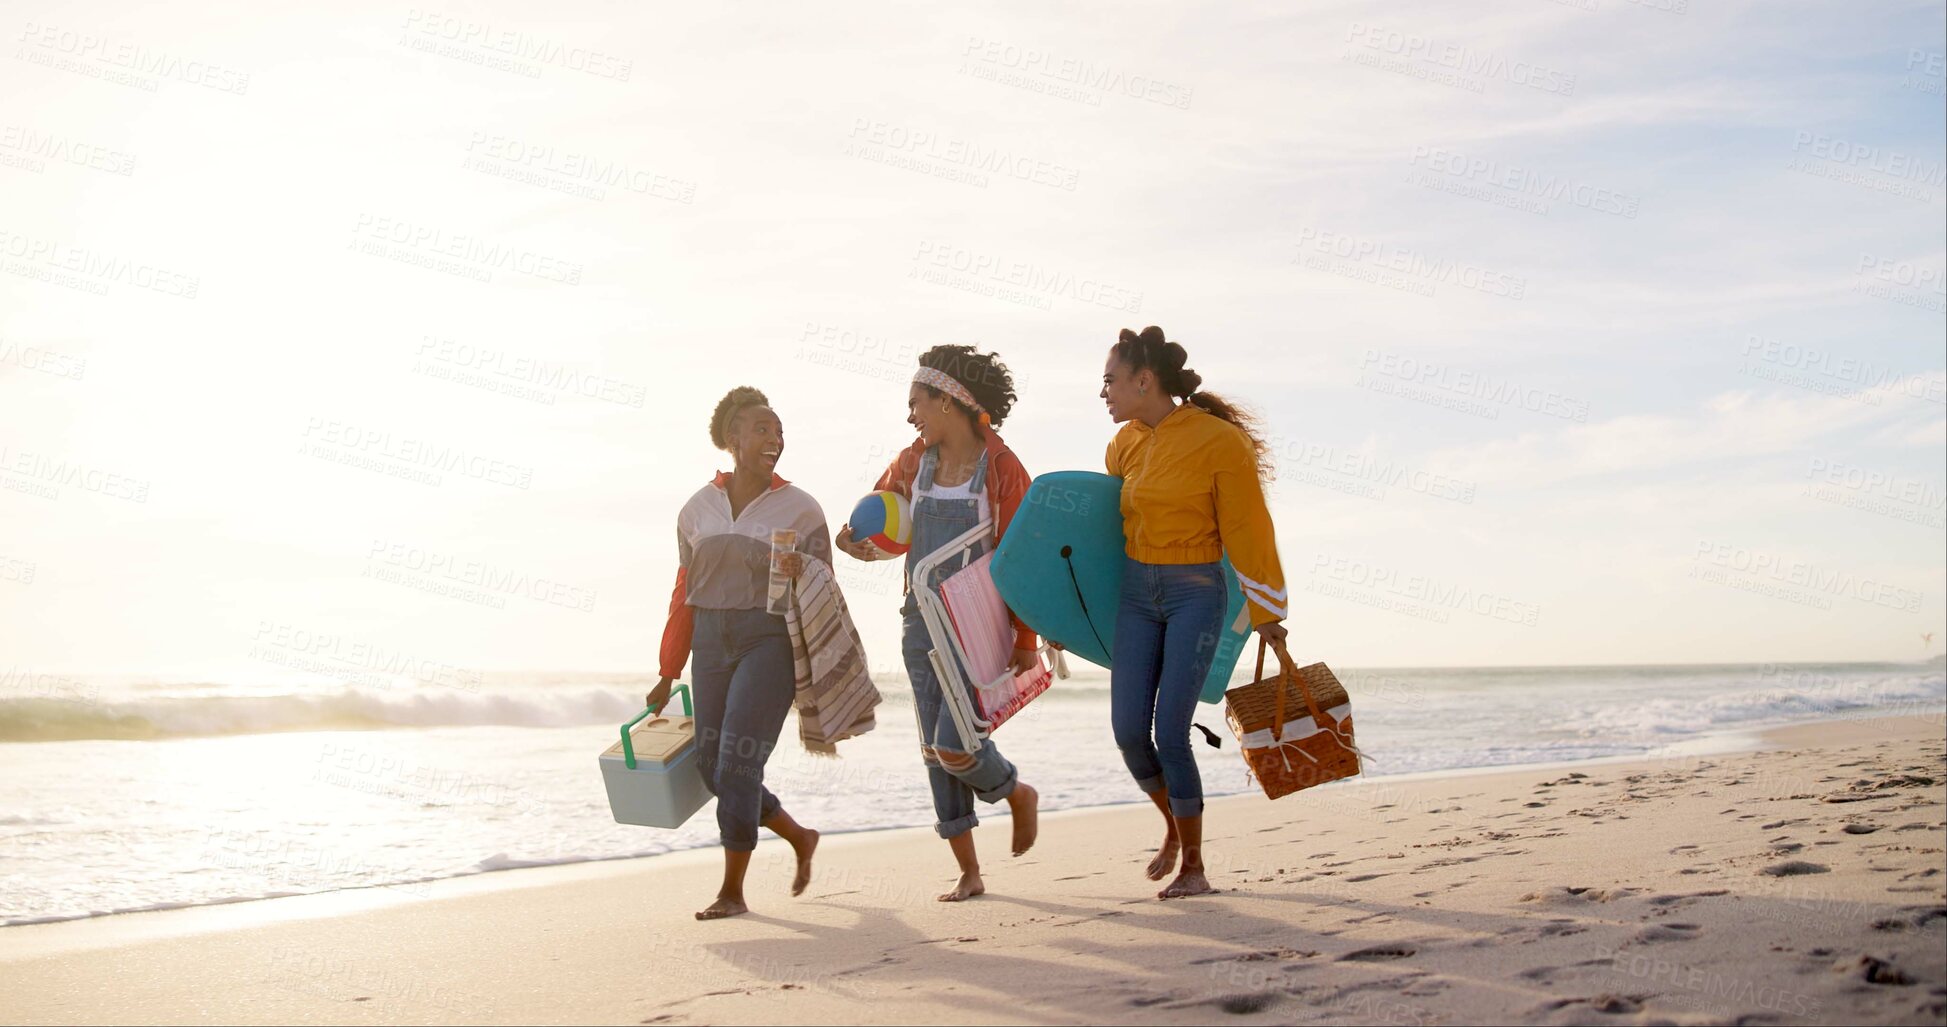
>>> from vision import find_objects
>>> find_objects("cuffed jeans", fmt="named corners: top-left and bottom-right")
top-left (690, 607), bottom-right (795, 852)
top-left (1110, 558), bottom-right (1226, 818)
top-left (901, 605), bottom-right (1019, 839)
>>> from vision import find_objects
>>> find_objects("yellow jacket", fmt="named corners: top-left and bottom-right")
top-left (1106, 403), bottom-right (1287, 626)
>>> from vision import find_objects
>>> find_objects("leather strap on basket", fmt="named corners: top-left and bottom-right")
top-left (1254, 637), bottom-right (1332, 741)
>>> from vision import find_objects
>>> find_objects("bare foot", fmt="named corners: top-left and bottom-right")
top-left (790, 829), bottom-right (819, 897)
top-left (1146, 836), bottom-right (1180, 881)
top-left (1158, 868), bottom-right (1213, 900)
top-left (1008, 783), bottom-right (1039, 856)
top-left (695, 896), bottom-right (748, 920)
top-left (937, 872), bottom-right (985, 902)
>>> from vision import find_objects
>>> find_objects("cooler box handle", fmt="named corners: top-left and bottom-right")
top-left (621, 683), bottom-right (692, 769)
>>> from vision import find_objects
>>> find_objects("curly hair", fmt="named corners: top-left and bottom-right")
top-left (708, 386), bottom-right (771, 450)
top-left (915, 345), bottom-right (1018, 427)
top-left (1112, 326), bottom-right (1272, 482)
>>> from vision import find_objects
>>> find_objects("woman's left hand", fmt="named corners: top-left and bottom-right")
top-left (1255, 620), bottom-right (1289, 647)
top-left (775, 551), bottom-right (805, 579)
top-left (1008, 647), bottom-right (1039, 675)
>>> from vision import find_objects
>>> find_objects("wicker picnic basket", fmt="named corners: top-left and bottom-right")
top-left (1223, 638), bottom-right (1360, 799)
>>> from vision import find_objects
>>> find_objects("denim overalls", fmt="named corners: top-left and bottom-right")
top-left (898, 446), bottom-right (1020, 838)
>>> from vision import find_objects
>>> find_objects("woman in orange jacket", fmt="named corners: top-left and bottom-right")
top-left (836, 345), bottom-right (1042, 903)
top-left (1100, 326), bottom-right (1287, 899)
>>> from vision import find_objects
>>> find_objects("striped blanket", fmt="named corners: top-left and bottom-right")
top-left (785, 558), bottom-right (880, 754)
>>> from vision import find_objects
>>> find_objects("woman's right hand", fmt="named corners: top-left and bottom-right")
top-left (834, 525), bottom-right (883, 562)
top-left (645, 676), bottom-right (674, 712)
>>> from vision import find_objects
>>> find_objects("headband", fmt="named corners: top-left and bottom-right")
top-left (913, 367), bottom-right (991, 425)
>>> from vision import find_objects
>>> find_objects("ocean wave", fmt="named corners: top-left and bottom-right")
top-left (1557, 672), bottom-right (1945, 738)
top-left (0, 814), bottom-right (66, 826)
top-left (0, 686), bottom-right (649, 742)
top-left (0, 675), bottom-right (1132, 742)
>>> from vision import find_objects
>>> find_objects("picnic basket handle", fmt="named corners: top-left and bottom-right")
top-left (1255, 637), bottom-right (1332, 741)
top-left (1253, 636), bottom-right (1303, 684)
top-left (1254, 637), bottom-right (1298, 742)
top-left (621, 683), bottom-right (692, 770)
top-left (1270, 637), bottom-right (1334, 732)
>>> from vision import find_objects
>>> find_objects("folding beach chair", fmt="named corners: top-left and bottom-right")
top-left (909, 519), bottom-right (1066, 746)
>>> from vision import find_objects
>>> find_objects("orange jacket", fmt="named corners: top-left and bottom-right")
top-left (875, 426), bottom-right (1038, 651)
top-left (1106, 403), bottom-right (1287, 626)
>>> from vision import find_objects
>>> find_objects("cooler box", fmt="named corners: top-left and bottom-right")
top-left (599, 684), bottom-right (712, 828)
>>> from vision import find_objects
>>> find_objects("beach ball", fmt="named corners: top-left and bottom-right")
top-left (849, 491), bottom-right (912, 555)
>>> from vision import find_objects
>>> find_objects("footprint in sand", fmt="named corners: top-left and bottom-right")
top-left (1520, 886), bottom-right (1634, 906)
top-left (1213, 993), bottom-right (1279, 1015)
top-left (1633, 922), bottom-right (1702, 943)
top-left (1338, 944), bottom-right (1416, 962)
top-left (1761, 860), bottom-right (1830, 877)
top-left (1192, 947), bottom-right (1314, 965)
top-left (1646, 889), bottom-right (1727, 907)
top-left (1835, 954), bottom-right (1915, 986)
top-left (1534, 994), bottom-right (1644, 1016)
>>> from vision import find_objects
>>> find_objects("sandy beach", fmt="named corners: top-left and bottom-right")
top-left (3, 714), bottom-right (1942, 1026)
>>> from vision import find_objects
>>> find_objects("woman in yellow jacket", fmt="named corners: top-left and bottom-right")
top-left (1100, 326), bottom-right (1287, 899)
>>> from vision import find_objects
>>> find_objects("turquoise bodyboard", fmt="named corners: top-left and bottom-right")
top-left (990, 471), bottom-right (1249, 704)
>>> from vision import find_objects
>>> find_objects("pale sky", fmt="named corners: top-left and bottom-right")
top-left (2, 0), bottom-right (1942, 678)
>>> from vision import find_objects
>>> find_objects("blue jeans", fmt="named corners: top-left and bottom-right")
top-left (689, 607), bottom-right (796, 851)
top-left (1111, 558), bottom-right (1226, 818)
top-left (901, 604), bottom-right (1019, 838)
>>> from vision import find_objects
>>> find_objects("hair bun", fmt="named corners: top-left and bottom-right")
top-left (1179, 368), bottom-right (1204, 394)
top-left (710, 385), bottom-right (770, 450)
top-left (1138, 326), bottom-right (1167, 351)
top-left (1161, 341), bottom-right (1190, 372)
